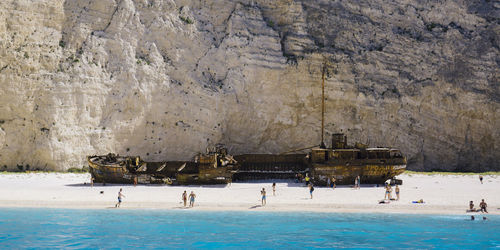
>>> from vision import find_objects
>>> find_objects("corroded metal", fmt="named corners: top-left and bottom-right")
top-left (233, 154), bottom-right (308, 180)
top-left (230, 134), bottom-right (406, 185)
top-left (89, 134), bottom-right (406, 185)
top-left (309, 134), bottom-right (406, 185)
top-left (88, 145), bottom-right (237, 185)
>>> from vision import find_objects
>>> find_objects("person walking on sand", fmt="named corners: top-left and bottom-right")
top-left (395, 185), bottom-right (400, 201)
top-left (327, 177), bottom-right (331, 188)
top-left (189, 191), bottom-right (196, 207)
top-left (261, 188), bottom-right (266, 206)
top-left (480, 199), bottom-right (488, 213)
top-left (332, 177), bottom-right (336, 189)
top-left (182, 190), bottom-right (187, 207)
top-left (479, 175), bottom-right (483, 184)
top-left (356, 176), bottom-right (361, 189)
top-left (309, 184), bottom-right (315, 199)
top-left (305, 174), bottom-right (310, 186)
top-left (115, 188), bottom-right (125, 208)
top-left (272, 183), bottom-right (276, 196)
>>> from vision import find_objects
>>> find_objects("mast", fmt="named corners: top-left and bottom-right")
top-left (320, 61), bottom-right (326, 149)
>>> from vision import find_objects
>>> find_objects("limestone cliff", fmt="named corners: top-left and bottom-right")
top-left (0, 0), bottom-right (498, 171)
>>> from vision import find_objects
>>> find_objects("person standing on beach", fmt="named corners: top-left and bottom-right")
top-left (480, 199), bottom-right (488, 213)
top-left (384, 185), bottom-right (392, 200)
top-left (261, 188), bottom-right (266, 206)
top-left (133, 175), bottom-right (138, 187)
top-left (182, 190), bottom-right (187, 207)
top-left (479, 175), bottom-right (483, 184)
top-left (309, 184), bottom-right (314, 199)
top-left (305, 174), bottom-right (310, 186)
top-left (395, 185), bottom-right (400, 201)
top-left (115, 188), bottom-right (125, 208)
top-left (272, 183), bottom-right (276, 196)
top-left (332, 177), bottom-right (336, 189)
top-left (189, 191), bottom-right (196, 207)
top-left (327, 177), bottom-right (331, 188)
top-left (355, 176), bottom-right (361, 189)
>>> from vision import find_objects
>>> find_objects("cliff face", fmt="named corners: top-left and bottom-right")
top-left (0, 0), bottom-right (498, 171)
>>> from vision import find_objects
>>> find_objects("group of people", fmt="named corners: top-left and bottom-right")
top-left (112, 175), bottom-right (490, 212)
top-left (354, 175), bottom-right (361, 189)
top-left (113, 189), bottom-right (197, 208)
top-left (326, 177), bottom-right (336, 189)
top-left (468, 199), bottom-right (488, 213)
top-left (468, 176), bottom-right (489, 220)
top-left (182, 190), bottom-right (196, 207)
top-left (260, 183), bottom-right (278, 206)
top-left (384, 184), bottom-right (400, 201)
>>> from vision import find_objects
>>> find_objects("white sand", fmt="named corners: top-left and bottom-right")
top-left (0, 172), bottom-right (498, 215)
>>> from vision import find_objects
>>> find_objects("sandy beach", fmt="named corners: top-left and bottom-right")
top-left (0, 172), bottom-right (498, 215)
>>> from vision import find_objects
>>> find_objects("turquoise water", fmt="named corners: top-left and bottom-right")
top-left (0, 208), bottom-right (498, 249)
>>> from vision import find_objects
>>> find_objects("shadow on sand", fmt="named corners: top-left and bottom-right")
top-left (65, 183), bottom-right (122, 187)
top-left (65, 183), bottom-right (229, 188)
top-left (172, 206), bottom-right (191, 209)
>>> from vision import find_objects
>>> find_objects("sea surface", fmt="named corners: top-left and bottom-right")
top-left (0, 208), bottom-right (498, 249)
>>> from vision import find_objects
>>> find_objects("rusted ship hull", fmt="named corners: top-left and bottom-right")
top-left (311, 162), bottom-right (406, 185)
top-left (232, 153), bottom-right (405, 184)
top-left (88, 135), bottom-right (407, 185)
top-left (88, 156), bottom-right (133, 184)
top-left (233, 154), bottom-right (308, 181)
top-left (88, 150), bottom-right (236, 185)
top-left (89, 154), bottom-right (406, 185)
top-left (88, 155), bottom-right (180, 184)
top-left (176, 167), bottom-right (234, 185)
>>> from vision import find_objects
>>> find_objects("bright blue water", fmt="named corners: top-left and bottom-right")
top-left (0, 208), bottom-right (498, 249)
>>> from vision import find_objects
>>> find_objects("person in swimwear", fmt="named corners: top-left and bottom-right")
top-left (182, 190), bottom-right (187, 207)
top-left (384, 184), bottom-right (392, 200)
top-left (115, 188), bottom-right (125, 208)
top-left (480, 199), bottom-right (488, 213)
top-left (261, 188), bottom-right (266, 206)
top-left (395, 185), bottom-right (400, 201)
top-left (469, 200), bottom-right (475, 211)
top-left (309, 184), bottom-right (314, 199)
top-left (189, 191), bottom-right (196, 207)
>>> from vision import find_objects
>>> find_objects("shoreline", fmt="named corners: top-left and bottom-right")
top-left (0, 201), bottom-right (500, 216)
top-left (0, 172), bottom-right (498, 216)
top-left (0, 201), bottom-right (497, 216)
